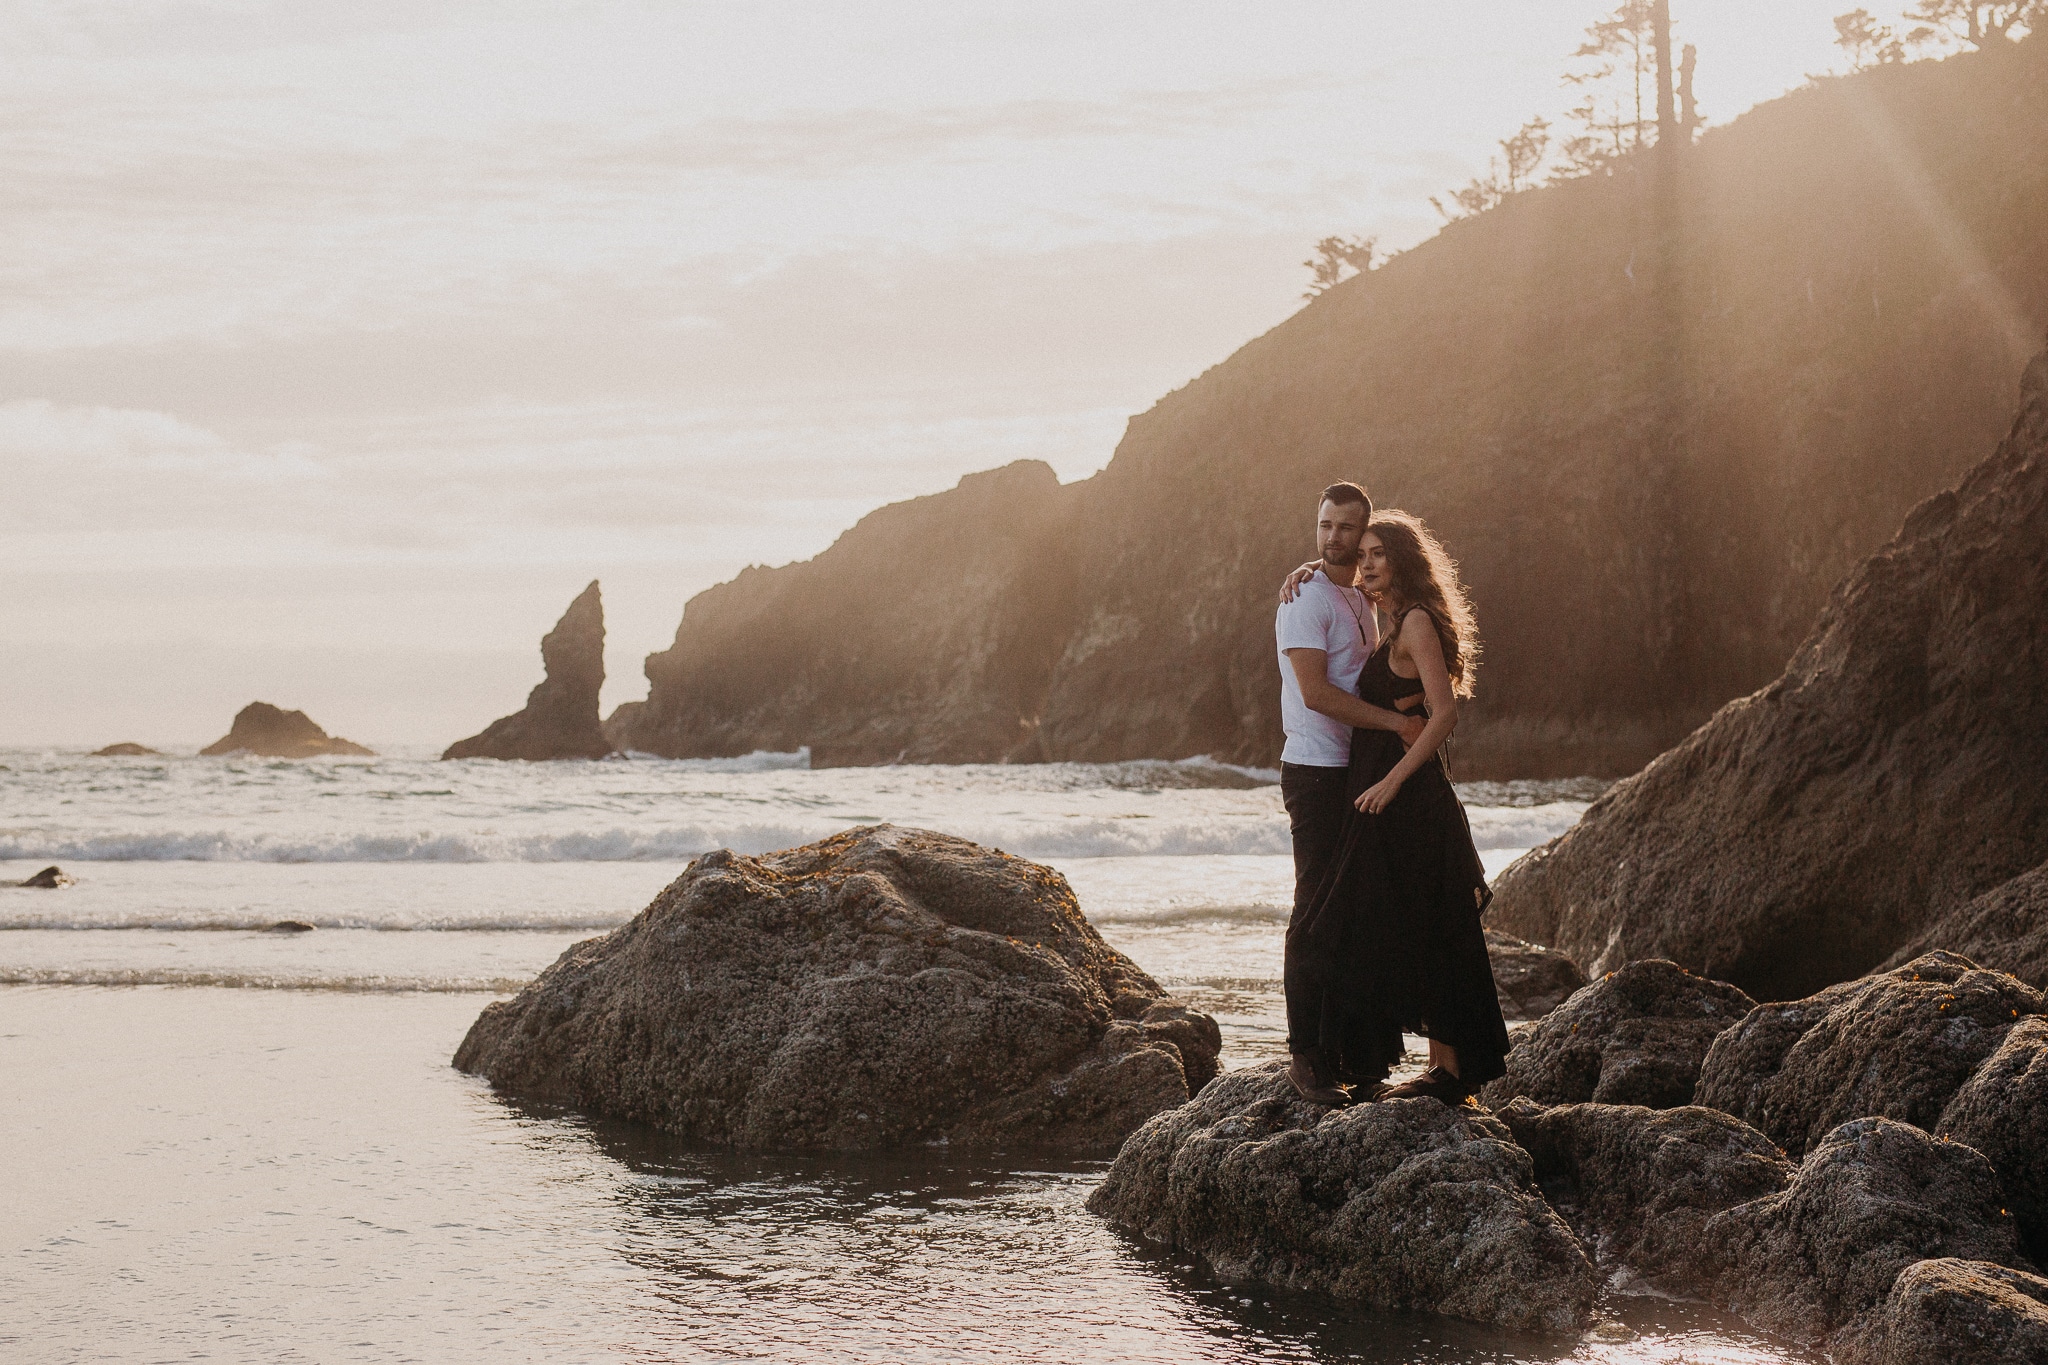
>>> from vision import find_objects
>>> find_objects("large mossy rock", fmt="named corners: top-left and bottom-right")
top-left (454, 826), bottom-right (1220, 1153)
top-left (443, 580), bottom-right (612, 761)
top-left (1836, 1258), bottom-right (2048, 1365)
top-left (1488, 345), bottom-right (2048, 1002)
top-left (1497, 1098), bottom-right (1793, 1291)
top-left (1694, 951), bottom-right (2046, 1159)
top-left (1087, 1061), bottom-right (1598, 1334)
top-left (1701, 1117), bottom-right (2033, 1351)
top-left (1478, 959), bottom-right (1755, 1110)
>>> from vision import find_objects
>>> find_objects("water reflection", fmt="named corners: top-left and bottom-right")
top-left (500, 1098), bottom-right (1813, 1365)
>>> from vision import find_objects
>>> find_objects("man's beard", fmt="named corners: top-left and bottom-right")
top-left (1323, 547), bottom-right (1360, 569)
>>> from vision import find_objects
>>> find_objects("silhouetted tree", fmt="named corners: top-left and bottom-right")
top-left (1555, 1), bottom-right (1658, 178)
top-left (1900, 1), bottom-right (2043, 46)
top-left (1679, 43), bottom-right (1703, 139)
top-left (1301, 235), bottom-right (1377, 299)
top-left (1834, 9), bottom-right (1910, 67)
top-left (1431, 117), bottom-right (1551, 220)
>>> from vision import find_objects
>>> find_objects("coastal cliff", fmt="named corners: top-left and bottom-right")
top-left (444, 581), bottom-right (611, 761)
top-left (610, 40), bottom-right (2047, 773)
top-left (1486, 340), bottom-right (2048, 1001)
top-left (623, 462), bottom-right (1080, 765)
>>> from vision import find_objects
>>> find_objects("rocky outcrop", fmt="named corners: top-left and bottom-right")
top-left (1694, 952), bottom-right (2047, 1159)
top-left (1837, 1258), bottom-right (2048, 1365)
top-left (198, 702), bottom-right (374, 758)
top-left (1937, 1016), bottom-right (2048, 1260)
top-left (17, 866), bottom-right (73, 888)
top-left (1490, 339), bottom-right (2048, 1001)
top-left (454, 826), bottom-right (1219, 1153)
top-left (1884, 862), bottom-right (2048, 992)
top-left (444, 581), bottom-right (611, 761)
top-left (89, 742), bottom-right (159, 756)
top-left (1087, 1061), bottom-right (1597, 1333)
top-left (611, 463), bottom-right (1081, 766)
top-left (1496, 1099), bottom-right (1793, 1290)
top-left (1484, 930), bottom-right (1587, 1021)
top-left (1478, 959), bottom-right (1755, 1110)
top-left (1700, 1117), bottom-right (2033, 1350)
top-left (609, 46), bottom-right (2046, 777)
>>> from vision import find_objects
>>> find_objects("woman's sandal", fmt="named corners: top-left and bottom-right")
top-left (1380, 1065), bottom-right (1476, 1105)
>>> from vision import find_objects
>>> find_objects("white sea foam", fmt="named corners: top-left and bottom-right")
top-left (0, 966), bottom-right (529, 992)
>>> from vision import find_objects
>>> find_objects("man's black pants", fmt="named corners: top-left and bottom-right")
top-left (1280, 761), bottom-right (1350, 1058)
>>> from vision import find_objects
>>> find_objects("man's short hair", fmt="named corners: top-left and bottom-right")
top-left (1319, 481), bottom-right (1373, 516)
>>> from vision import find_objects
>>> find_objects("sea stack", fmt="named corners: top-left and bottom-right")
top-left (89, 742), bottom-right (161, 757)
top-left (1488, 341), bottom-right (2048, 1002)
top-left (199, 702), bottom-right (374, 758)
top-left (444, 580), bottom-right (610, 761)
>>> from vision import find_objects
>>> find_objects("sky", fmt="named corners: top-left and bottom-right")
top-left (2, 0), bottom-right (1867, 748)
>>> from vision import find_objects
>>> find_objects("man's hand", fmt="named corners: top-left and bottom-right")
top-left (1277, 560), bottom-right (1323, 604)
top-left (1398, 713), bottom-right (1426, 749)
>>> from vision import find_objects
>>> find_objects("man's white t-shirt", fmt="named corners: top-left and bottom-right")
top-left (1276, 570), bottom-right (1377, 766)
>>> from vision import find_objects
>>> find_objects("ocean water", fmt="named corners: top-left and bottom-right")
top-left (0, 750), bottom-right (1803, 1363)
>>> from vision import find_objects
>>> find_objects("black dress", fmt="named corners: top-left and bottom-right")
top-left (1282, 610), bottom-right (1511, 1087)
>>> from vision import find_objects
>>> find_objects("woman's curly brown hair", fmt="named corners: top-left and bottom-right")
top-left (1366, 510), bottom-right (1480, 698)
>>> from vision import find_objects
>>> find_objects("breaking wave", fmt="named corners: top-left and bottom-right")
top-left (0, 800), bottom-right (1579, 865)
top-left (0, 966), bottom-right (529, 992)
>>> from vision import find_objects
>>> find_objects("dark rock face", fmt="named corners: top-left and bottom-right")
top-left (1836, 1258), bottom-right (2048, 1365)
top-left (1496, 1098), bottom-right (1793, 1290)
top-left (1937, 1016), bottom-right (2048, 1260)
top-left (603, 51), bottom-right (2046, 778)
top-left (89, 742), bottom-right (159, 757)
top-left (1087, 1061), bottom-right (1597, 1333)
top-left (1701, 1117), bottom-right (2033, 1349)
top-left (1489, 344), bottom-right (2048, 1001)
top-left (18, 866), bottom-right (73, 889)
top-left (454, 826), bottom-right (1218, 1153)
top-left (611, 463), bottom-right (1081, 765)
top-left (198, 702), bottom-right (374, 759)
top-left (1485, 930), bottom-right (1588, 1021)
top-left (1478, 959), bottom-right (1755, 1110)
top-left (444, 581), bottom-right (611, 761)
top-left (1884, 862), bottom-right (2048, 992)
top-left (1694, 952), bottom-right (2047, 1159)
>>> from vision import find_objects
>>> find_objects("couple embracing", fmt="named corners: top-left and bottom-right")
top-left (1274, 481), bottom-right (1508, 1107)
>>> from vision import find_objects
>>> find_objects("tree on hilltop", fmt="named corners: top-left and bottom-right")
top-left (1430, 117), bottom-right (1551, 221)
top-left (1834, 9), bottom-right (1911, 67)
top-left (1302, 235), bottom-right (1378, 299)
top-left (1899, 1), bottom-right (2044, 47)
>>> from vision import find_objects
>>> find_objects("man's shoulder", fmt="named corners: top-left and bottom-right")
top-left (1276, 577), bottom-right (1341, 647)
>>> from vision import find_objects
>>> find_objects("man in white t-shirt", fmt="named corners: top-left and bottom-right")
top-left (1274, 481), bottom-right (1424, 1104)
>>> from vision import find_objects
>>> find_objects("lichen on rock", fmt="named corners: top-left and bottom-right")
top-left (453, 826), bottom-right (1218, 1154)
top-left (1087, 1061), bottom-right (1598, 1334)
top-left (1834, 1258), bottom-right (2048, 1365)
top-left (1478, 959), bottom-right (1755, 1110)
top-left (1700, 1116), bottom-right (2033, 1350)
top-left (1694, 951), bottom-right (2046, 1159)
top-left (1496, 1098), bottom-right (1792, 1291)
top-left (1937, 1015), bottom-right (2048, 1262)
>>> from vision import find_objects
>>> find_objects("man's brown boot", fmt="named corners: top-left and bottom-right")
top-left (1287, 1052), bottom-right (1347, 1106)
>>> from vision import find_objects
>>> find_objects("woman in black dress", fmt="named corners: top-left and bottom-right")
top-left (1281, 509), bottom-right (1508, 1104)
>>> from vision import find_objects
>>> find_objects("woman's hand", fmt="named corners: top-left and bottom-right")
top-left (1278, 560), bottom-right (1323, 604)
top-left (1356, 771), bottom-right (1405, 815)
